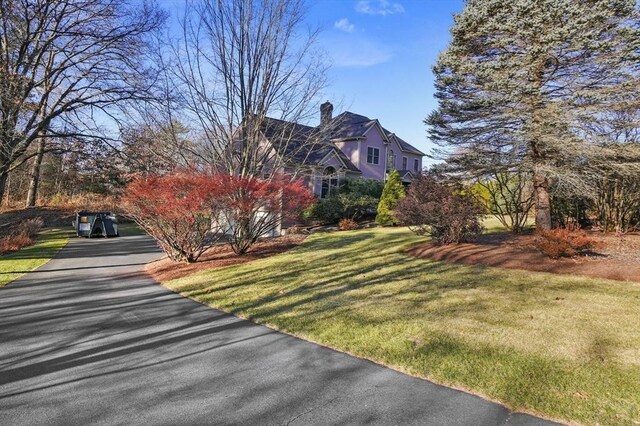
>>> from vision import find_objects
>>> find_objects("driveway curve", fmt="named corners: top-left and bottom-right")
top-left (0, 234), bottom-right (561, 425)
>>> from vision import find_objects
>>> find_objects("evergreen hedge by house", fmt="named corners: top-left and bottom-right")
top-left (376, 170), bottom-right (405, 225)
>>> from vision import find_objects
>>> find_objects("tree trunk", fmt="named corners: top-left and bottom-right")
top-left (0, 172), bottom-right (8, 206)
top-left (25, 137), bottom-right (46, 208)
top-left (533, 172), bottom-right (551, 231)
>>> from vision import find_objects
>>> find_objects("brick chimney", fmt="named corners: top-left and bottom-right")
top-left (320, 101), bottom-right (333, 127)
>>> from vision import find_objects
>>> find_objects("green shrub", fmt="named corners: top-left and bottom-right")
top-left (308, 179), bottom-right (383, 224)
top-left (376, 170), bottom-right (405, 225)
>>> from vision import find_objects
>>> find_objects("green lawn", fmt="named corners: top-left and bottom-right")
top-left (164, 227), bottom-right (640, 426)
top-left (117, 222), bottom-right (145, 236)
top-left (483, 215), bottom-right (535, 233)
top-left (0, 228), bottom-right (69, 288)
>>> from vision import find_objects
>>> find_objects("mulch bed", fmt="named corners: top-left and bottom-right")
top-left (408, 231), bottom-right (640, 283)
top-left (146, 235), bottom-right (307, 282)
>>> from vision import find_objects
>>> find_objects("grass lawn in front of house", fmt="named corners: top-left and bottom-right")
top-left (0, 228), bottom-right (70, 288)
top-left (163, 227), bottom-right (640, 426)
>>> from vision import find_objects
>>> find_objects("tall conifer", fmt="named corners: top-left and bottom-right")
top-left (427, 0), bottom-right (640, 230)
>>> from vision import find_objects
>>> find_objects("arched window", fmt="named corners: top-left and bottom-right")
top-left (321, 166), bottom-right (338, 198)
top-left (387, 149), bottom-right (396, 171)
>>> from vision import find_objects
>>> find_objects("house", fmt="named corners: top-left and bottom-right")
top-left (261, 101), bottom-right (424, 199)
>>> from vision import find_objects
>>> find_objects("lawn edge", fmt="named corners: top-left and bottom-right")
top-left (156, 278), bottom-right (570, 426)
top-left (0, 228), bottom-right (70, 289)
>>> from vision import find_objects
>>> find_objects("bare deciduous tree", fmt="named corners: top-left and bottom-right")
top-left (474, 171), bottom-right (534, 234)
top-left (0, 0), bottom-right (165, 206)
top-left (170, 0), bottom-right (328, 177)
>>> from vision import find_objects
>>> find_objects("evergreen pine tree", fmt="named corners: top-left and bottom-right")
top-left (427, 0), bottom-right (640, 230)
top-left (376, 170), bottom-right (405, 225)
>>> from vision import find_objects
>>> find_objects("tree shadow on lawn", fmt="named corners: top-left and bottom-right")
top-left (177, 228), bottom-right (632, 341)
top-left (182, 239), bottom-right (498, 324)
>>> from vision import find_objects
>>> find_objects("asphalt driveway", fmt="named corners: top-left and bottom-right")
top-left (0, 234), bottom-right (561, 425)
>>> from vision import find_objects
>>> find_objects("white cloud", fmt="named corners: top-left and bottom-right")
top-left (334, 18), bottom-right (355, 33)
top-left (329, 38), bottom-right (393, 67)
top-left (355, 0), bottom-right (404, 16)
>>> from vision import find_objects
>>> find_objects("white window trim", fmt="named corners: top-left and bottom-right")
top-left (366, 147), bottom-right (380, 165)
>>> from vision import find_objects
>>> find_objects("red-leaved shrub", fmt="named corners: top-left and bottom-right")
top-left (123, 173), bottom-right (225, 263)
top-left (0, 217), bottom-right (44, 255)
top-left (215, 174), bottom-right (315, 255)
top-left (0, 234), bottom-right (33, 254)
top-left (338, 218), bottom-right (358, 231)
top-left (394, 174), bottom-right (485, 244)
top-left (533, 228), bottom-right (603, 259)
top-left (123, 173), bottom-right (314, 261)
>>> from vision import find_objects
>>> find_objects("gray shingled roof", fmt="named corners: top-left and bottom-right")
top-left (382, 128), bottom-right (425, 156)
top-left (328, 112), bottom-right (425, 156)
top-left (396, 169), bottom-right (416, 180)
top-left (395, 136), bottom-right (424, 156)
top-left (327, 112), bottom-right (376, 139)
top-left (261, 117), bottom-right (361, 173)
top-left (260, 110), bottom-right (423, 173)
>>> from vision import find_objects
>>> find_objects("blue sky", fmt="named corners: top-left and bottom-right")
top-left (158, 0), bottom-right (464, 161)
top-left (310, 0), bottom-right (463, 160)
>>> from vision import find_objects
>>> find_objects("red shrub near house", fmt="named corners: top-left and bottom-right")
top-left (123, 173), bottom-right (314, 261)
top-left (123, 173), bottom-right (225, 263)
top-left (394, 173), bottom-right (484, 245)
top-left (216, 174), bottom-right (315, 254)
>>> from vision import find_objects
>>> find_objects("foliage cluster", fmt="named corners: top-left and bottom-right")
top-left (123, 174), bottom-right (220, 263)
top-left (0, 217), bottom-right (44, 255)
top-left (123, 173), bottom-right (313, 262)
top-left (395, 174), bottom-right (485, 244)
top-left (219, 174), bottom-right (314, 255)
top-left (307, 178), bottom-right (383, 224)
top-left (533, 228), bottom-right (603, 259)
top-left (337, 218), bottom-right (358, 231)
top-left (376, 170), bottom-right (405, 225)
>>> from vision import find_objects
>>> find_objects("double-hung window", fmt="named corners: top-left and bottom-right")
top-left (367, 147), bottom-right (380, 165)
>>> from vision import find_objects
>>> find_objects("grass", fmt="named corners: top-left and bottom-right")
top-left (0, 228), bottom-right (69, 288)
top-left (483, 215), bottom-right (535, 233)
top-left (163, 227), bottom-right (640, 426)
top-left (117, 222), bottom-right (145, 236)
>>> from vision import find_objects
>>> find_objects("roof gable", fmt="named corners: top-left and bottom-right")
top-left (382, 127), bottom-right (424, 156)
top-left (328, 111), bottom-right (376, 140)
top-left (260, 116), bottom-right (360, 172)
